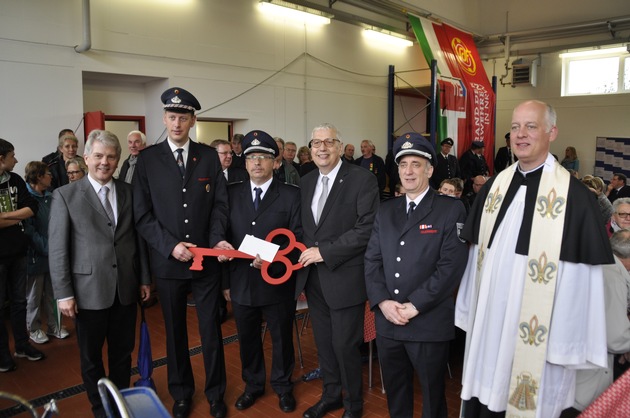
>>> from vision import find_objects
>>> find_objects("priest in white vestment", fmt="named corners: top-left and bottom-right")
top-left (455, 100), bottom-right (614, 418)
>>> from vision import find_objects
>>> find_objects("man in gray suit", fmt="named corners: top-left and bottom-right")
top-left (49, 130), bottom-right (151, 418)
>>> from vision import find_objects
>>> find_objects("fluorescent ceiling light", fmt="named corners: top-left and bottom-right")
top-left (259, 0), bottom-right (332, 25)
top-left (364, 28), bottom-right (413, 48)
top-left (559, 46), bottom-right (627, 58)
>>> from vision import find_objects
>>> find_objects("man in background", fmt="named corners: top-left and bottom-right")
top-left (231, 133), bottom-right (245, 169)
top-left (431, 137), bottom-right (461, 190)
top-left (118, 130), bottom-right (146, 184)
top-left (342, 144), bottom-right (355, 163)
top-left (607, 173), bottom-right (630, 203)
top-left (210, 139), bottom-right (248, 184)
top-left (284, 141), bottom-right (300, 171)
top-left (274, 137), bottom-right (300, 186)
top-left (0, 139), bottom-right (43, 373)
top-left (494, 132), bottom-right (517, 173)
top-left (355, 139), bottom-right (386, 197)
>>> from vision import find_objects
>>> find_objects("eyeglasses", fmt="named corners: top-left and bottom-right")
top-left (616, 212), bottom-right (630, 219)
top-left (310, 138), bottom-right (339, 148)
top-left (67, 170), bottom-right (82, 176)
top-left (245, 155), bottom-right (275, 161)
top-left (216, 151), bottom-right (231, 156)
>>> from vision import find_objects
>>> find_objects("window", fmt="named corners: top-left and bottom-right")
top-left (561, 47), bottom-right (630, 96)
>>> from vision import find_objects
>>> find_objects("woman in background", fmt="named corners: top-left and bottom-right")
top-left (65, 157), bottom-right (86, 183)
top-left (24, 161), bottom-right (69, 344)
top-left (561, 146), bottom-right (580, 171)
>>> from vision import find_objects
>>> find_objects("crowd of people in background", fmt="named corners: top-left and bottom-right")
top-left (1, 94), bottom-right (629, 418)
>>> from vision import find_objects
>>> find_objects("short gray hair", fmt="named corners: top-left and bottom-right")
top-left (85, 130), bottom-right (121, 159)
top-left (311, 123), bottom-right (341, 142)
top-left (613, 197), bottom-right (630, 213)
top-left (127, 130), bottom-right (146, 145)
top-left (611, 229), bottom-right (630, 259)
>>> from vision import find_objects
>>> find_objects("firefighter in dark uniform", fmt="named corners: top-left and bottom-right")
top-left (223, 130), bottom-right (301, 414)
top-left (364, 132), bottom-right (468, 418)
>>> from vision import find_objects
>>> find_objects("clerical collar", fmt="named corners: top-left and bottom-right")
top-left (516, 161), bottom-right (545, 176)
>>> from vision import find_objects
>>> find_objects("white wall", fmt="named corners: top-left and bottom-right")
top-left (1, 0), bottom-right (629, 179)
top-left (485, 54), bottom-right (630, 177)
top-left (0, 0), bottom-right (425, 175)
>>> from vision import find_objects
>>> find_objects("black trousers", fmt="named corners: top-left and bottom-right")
top-left (232, 299), bottom-right (296, 394)
top-left (75, 297), bottom-right (136, 413)
top-left (305, 268), bottom-right (365, 412)
top-left (377, 335), bottom-right (450, 418)
top-left (156, 274), bottom-right (226, 402)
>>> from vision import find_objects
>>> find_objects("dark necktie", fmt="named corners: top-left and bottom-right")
top-left (407, 201), bottom-right (416, 219)
top-left (98, 186), bottom-right (116, 229)
top-left (253, 187), bottom-right (262, 211)
top-left (175, 148), bottom-right (185, 178)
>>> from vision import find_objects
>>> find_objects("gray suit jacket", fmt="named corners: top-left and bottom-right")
top-left (49, 177), bottom-right (150, 310)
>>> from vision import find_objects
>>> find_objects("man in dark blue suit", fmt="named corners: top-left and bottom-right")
top-left (365, 133), bottom-right (468, 418)
top-left (133, 87), bottom-right (230, 418)
top-left (430, 137), bottom-right (461, 190)
top-left (223, 130), bottom-right (301, 414)
top-left (297, 123), bottom-right (380, 418)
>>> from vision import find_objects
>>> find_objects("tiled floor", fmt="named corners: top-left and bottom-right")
top-left (0, 301), bottom-right (466, 417)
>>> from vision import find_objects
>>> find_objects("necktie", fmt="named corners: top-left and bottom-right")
top-left (98, 186), bottom-right (116, 229)
top-left (407, 201), bottom-right (416, 219)
top-left (316, 176), bottom-right (329, 224)
top-left (253, 187), bottom-right (262, 211)
top-left (175, 148), bottom-right (185, 178)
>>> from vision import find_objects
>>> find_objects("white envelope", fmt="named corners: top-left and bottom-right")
top-left (238, 234), bottom-right (280, 262)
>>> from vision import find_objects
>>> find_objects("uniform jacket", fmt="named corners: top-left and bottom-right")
top-left (365, 189), bottom-right (468, 342)
top-left (459, 150), bottom-right (488, 182)
top-left (431, 153), bottom-right (461, 189)
top-left (226, 166), bottom-right (249, 183)
top-left (133, 140), bottom-right (229, 278)
top-left (49, 177), bottom-right (151, 310)
top-left (226, 179), bottom-right (302, 306)
top-left (355, 154), bottom-right (387, 193)
top-left (296, 162), bottom-right (379, 309)
top-left (494, 146), bottom-right (517, 173)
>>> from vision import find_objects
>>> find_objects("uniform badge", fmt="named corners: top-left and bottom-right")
top-left (171, 96), bottom-right (181, 104)
top-left (457, 222), bottom-right (465, 243)
top-left (401, 141), bottom-right (413, 149)
top-left (252, 139), bottom-right (260, 145)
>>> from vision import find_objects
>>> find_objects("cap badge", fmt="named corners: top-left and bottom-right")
top-left (253, 132), bottom-right (258, 137)
top-left (174, 89), bottom-right (180, 94)
top-left (252, 139), bottom-right (261, 145)
top-left (171, 96), bottom-right (181, 104)
top-left (405, 134), bottom-right (411, 139)
top-left (401, 141), bottom-right (413, 149)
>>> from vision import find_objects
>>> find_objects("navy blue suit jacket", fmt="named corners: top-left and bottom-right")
top-left (364, 189), bottom-right (468, 341)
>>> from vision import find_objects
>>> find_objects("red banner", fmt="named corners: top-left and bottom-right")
top-left (441, 25), bottom-right (496, 173)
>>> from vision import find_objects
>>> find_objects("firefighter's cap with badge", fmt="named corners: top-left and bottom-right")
top-left (242, 130), bottom-right (278, 156)
top-left (161, 87), bottom-right (201, 114)
top-left (393, 132), bottom-right (437, 167)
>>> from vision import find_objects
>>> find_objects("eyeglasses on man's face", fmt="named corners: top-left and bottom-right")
top-left (310, 138), bottom-right (339, 148)
top-left (616, 212), bottom-right (630, 219)
top-left (67, 170), bottom-right (82, 176)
